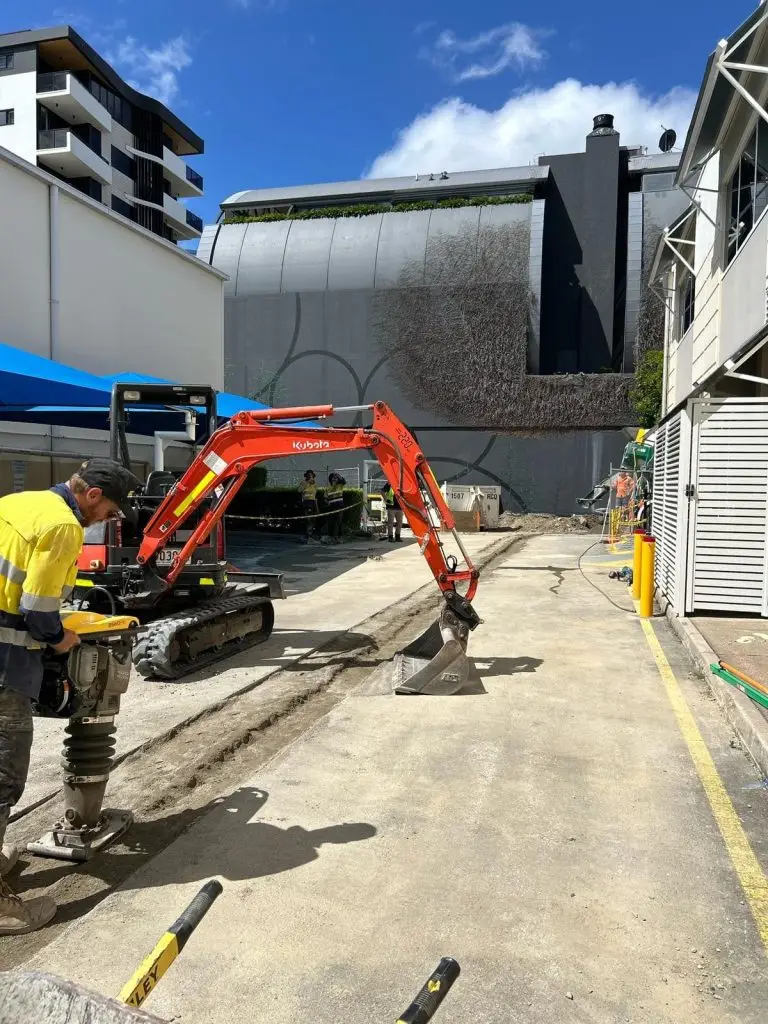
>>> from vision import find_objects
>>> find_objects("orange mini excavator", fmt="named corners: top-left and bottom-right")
top-left (74, 389), bottom-right (480, 694)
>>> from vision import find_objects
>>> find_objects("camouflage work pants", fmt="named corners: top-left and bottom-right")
top-left (0, 687), bottom-right (33, 848)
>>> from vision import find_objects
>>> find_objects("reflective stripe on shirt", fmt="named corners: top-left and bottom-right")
top-left (0, 555), bottom-right (26, 586)
top-left (20, 593), bottom-right (61, 612)
top-left (0, 626), bottom-right (42, 649)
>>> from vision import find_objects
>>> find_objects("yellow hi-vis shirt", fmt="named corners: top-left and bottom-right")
top-left (0, 487), bottom-right (83, 698)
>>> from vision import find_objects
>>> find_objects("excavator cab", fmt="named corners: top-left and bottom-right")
top-left (73, 384), bottom-right (283, 679)
top-left (76, 384), bottom-right (228, 612)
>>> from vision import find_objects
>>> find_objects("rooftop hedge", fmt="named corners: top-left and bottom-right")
top-left (224, 193), bottom-right (532, 225)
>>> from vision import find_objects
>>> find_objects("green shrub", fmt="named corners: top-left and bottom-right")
top-left (241, 466), bottom-right (268, 491)
top-left (630, 350), bottom-right (664, 428)
top-left (224, 193), bottom-right (533, 225)
top-left (227, 486), bottom-right (364, 535)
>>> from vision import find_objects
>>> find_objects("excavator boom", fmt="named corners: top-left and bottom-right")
top-left (135, 401), bottom-right (481, 694)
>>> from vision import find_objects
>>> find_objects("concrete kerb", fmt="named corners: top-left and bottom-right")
top-left (11, 532), bottom-right (519, 826)
top-left (663, 602), bottom-right (768, 780)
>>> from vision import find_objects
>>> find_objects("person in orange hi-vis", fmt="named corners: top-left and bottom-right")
top-left (612, 470), bottom-right (634, 510)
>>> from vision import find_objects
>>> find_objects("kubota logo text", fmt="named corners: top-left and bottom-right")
top-left (292, 440), bottom-right (330, 451)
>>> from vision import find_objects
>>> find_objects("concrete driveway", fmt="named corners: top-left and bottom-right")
top-left (24, 535), bottom-right (768, 1023)
top-left (16, 532), bottom-right (499, 817)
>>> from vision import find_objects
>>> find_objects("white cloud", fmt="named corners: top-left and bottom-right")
top-left (368, 79), bottom-right (697, 178)
top-left (107, 35), bottom-right (192, 106)
top-left (424, 23), bottom-right (548, 81)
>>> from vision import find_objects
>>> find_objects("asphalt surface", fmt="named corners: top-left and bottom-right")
top-left (24, 535), bottom-right (768, 1023)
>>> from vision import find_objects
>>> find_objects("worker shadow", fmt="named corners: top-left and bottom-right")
top-left (471, 656), bottom-right (543, 679)
top-left (19, 788), bottom-right (377, 926)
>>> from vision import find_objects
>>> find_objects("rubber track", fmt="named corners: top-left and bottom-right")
top-left (132, 591), bottom-right (275, 681)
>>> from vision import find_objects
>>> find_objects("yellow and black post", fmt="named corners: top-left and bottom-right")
top-left (119, 880), bottom-right (223, 1009)
top-left (396, 957), bottom-right (461, 1023)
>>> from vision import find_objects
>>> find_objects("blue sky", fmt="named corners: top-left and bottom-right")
top-left (11, 0), bottom-right (758, 225)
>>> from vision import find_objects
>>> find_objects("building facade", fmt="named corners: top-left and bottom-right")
top-left (0, 25), bottom-right (203, 244)
top-left (0, 144), bottom-right (225, 495)
top-left (198, 117), bottom-right (686, 512)
top-left (651, 6), bottom-right (768, 618)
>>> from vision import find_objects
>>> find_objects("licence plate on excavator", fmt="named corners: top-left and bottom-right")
top-left (156, 548), bottom-right (181, 565)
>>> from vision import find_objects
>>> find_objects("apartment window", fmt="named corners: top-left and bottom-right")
top-left (86, 75), bottom-right (133, 131)
top-left (111, 145), bottom-right (135, 179)
top-left (727, 120), bottom-right (768, 265)
top-left (0, 53), bottom-right (13, 70)
top-left (70, 177), bottom-right (102, 203)
top-left (679, 272), bottom-right (695, 337)
top-left (112, 195), bottom-right (137, 221)
top-left (0, 108), bottom-right (14, 127)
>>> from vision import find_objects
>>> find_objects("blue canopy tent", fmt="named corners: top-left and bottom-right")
top-left (0, 342), bottom-right (117, 408)
top-left (0, 343), bottom-right (318, 435)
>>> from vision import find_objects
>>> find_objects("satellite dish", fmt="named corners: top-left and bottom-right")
top-left (659, 128), bottom-right (677, 153)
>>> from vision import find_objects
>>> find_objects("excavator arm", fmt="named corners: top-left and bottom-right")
top-left (137, 403), bottom-right (480, 626)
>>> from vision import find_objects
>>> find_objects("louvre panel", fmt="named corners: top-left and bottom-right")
top-left (653, 413), bottom-right (682, 605)
top-left (691, 400), bottom-right (768, 615)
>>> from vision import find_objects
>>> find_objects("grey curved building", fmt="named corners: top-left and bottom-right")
top-left (199, 117), bottom-right (687, 512)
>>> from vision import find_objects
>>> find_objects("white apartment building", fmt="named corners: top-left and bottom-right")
top-left (0, 25), bottom-right (203, 244)
top-left (650, 5), bottom-right (768, 618)
top-left (0, 144), bottom-right (226, 494)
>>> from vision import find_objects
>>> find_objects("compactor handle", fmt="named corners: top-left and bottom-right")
top-left (396, 957), bottom-right (460, 1023)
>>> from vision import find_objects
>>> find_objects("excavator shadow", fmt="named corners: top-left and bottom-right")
top-left (471, 656), bottom-right (544, 679)
top-left (227, 533), bottom-right (415, 598)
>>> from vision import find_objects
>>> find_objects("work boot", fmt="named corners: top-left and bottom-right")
top-left (0, 843), bottom-right (19, 876)
top-left (0, 877), bottom-right (56, 935)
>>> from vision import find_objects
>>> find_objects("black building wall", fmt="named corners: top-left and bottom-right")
top-left (539, 117), bottom-right (626, 373)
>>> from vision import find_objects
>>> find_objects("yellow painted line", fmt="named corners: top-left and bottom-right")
top-left (640, 616), bottom-right (768, 954)
top-left (583, 558), bottom-right (634, 568)
top-left (607, 542), bottom-right (632, 555)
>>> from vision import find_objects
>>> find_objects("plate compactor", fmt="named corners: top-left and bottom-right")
top-left (28, 610), bottom-right (138, 862)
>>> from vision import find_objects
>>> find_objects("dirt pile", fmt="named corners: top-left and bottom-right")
top-left (498, 512), bottom-right (603, 534)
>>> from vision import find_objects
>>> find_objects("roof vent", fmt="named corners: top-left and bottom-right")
top-left (588, 114), bottom-right (618, 137)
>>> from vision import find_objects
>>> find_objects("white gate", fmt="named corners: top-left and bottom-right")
top-left (652, 409), bottom-right (691, 613)
top-left (687, 398), bottom-right (768, 616)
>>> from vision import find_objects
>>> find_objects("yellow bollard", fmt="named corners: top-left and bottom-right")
top-left (632, 529), bottom-right (644, 601)
top-left (639, 536), bottom-right (656, 618)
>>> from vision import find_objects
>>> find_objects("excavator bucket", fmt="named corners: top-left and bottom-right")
top-left (393, 596), bottom-right (479, 696)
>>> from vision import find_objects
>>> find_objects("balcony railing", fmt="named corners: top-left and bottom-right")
top-left (186, 165), bottom-right (204, 190)
top-left (37, 128), bottom-right (71, 150)
top-left (186, 209), bottom-right (204, 233)
top-left (37, 71), bottom-right (68, 93)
